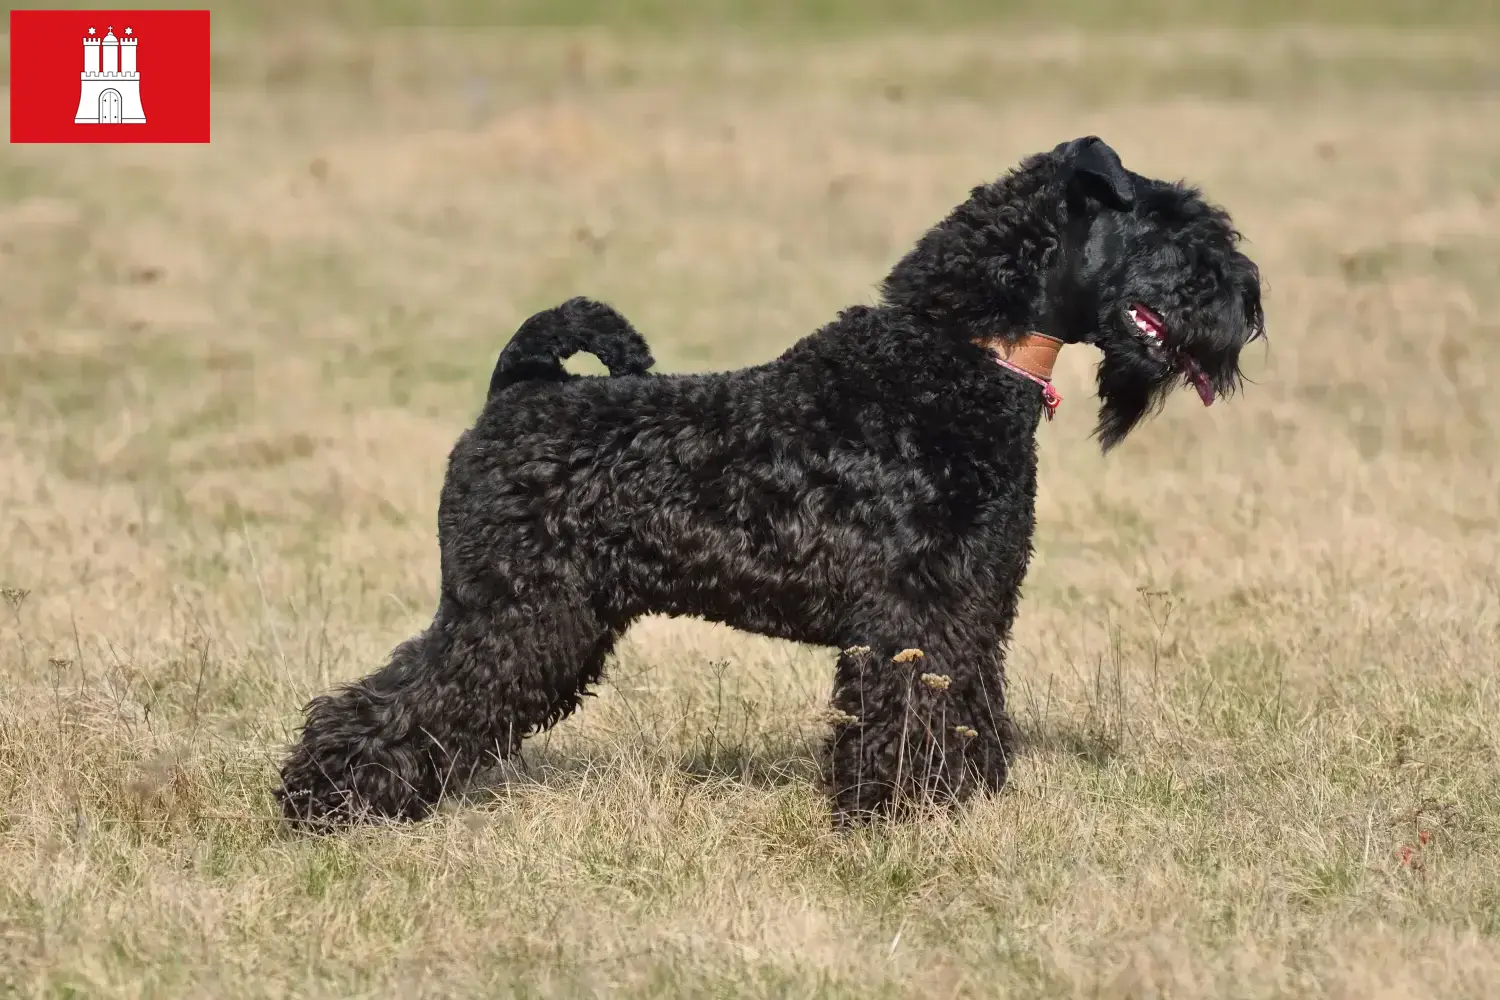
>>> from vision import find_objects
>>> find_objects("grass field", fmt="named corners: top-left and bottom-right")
top-left (3, 2), bottom-right (1500, 997)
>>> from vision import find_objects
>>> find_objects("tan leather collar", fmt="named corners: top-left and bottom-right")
top-left (977, 332), bottom-right (1064, 382)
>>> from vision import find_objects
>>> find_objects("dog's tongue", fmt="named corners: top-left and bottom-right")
top-left (1182, 357), bottom-right (1215, 406)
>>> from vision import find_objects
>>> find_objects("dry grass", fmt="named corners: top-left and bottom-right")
top-left (3, 16), bottom-right (1500, 999)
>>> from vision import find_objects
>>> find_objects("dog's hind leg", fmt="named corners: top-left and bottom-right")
top-left (823, 627), bottom-right (1015, 826)
top-left (276, 585), bottom-right (619, 829)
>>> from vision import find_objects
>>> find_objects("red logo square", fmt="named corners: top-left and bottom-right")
top-left (9, 9), bottom-right (211, 143)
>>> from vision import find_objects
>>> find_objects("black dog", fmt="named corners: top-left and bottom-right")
top-left (276, 136), bottom-right (1264, 829)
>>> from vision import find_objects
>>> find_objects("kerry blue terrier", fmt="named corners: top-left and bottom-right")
top-left (276, 136), bottom-right (1265, 829)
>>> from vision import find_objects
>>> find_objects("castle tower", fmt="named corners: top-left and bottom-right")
top-left (83, 29), bottom-right (101, 73)
top-left (120, 30), bottom-right (138, 73)
top-left (74, 25), bottom-right (146, 124)
top-left (101, 27), bottom-right (118, 73)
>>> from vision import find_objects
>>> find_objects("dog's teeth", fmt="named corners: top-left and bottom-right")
top-left (1129, 307), bottom-right (1168, 348)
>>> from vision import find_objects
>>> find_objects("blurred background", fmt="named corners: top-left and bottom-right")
top-left (2, 2), bottom-right (1499, 997)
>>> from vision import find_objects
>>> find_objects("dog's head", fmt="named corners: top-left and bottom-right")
top-left (1042, 136), bottom-right (1266, 450)
top-left (881, 135), bottom-right (1265, 451)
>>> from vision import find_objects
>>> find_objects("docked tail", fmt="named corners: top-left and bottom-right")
top-left (488, 296), bottom-right (655, 398)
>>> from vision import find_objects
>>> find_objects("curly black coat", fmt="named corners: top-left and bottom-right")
top-left (276, 136), bottom-right (1265, 828)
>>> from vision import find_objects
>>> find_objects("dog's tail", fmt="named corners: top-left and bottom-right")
top-left (488, 296), bottom-right (655, 398)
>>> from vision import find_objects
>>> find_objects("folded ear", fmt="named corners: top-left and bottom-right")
top-left (1054, 135), bottom-right (1135, 211)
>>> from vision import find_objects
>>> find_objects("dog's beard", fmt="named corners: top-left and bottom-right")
top-left (1093, 330), bottom-right (1253, 451)
top-left (1093, 344), bottom-right (1175, 452)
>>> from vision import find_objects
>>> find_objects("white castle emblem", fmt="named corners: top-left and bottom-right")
top-left (74, 26), bottom-right (146, 125)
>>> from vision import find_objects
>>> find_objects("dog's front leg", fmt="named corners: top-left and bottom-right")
top-left (822, 632), bottom-right (1014, 826)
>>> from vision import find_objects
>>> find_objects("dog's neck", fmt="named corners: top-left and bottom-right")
top-left (976, 332), bottom-right (1065, 420)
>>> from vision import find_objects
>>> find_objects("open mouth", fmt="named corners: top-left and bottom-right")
top-left (1127, 304), bottom-right (1215, 406)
